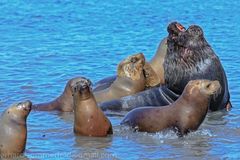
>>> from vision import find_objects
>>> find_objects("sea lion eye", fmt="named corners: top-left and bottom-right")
top-left (130, 58), bottom-right (137, 63)
top-left (206, 83), bottom-right (211, 89)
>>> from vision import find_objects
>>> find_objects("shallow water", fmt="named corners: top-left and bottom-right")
top-left (0, 0), bottom-right (239, 159)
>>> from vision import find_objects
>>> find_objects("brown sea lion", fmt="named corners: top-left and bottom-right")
top-left (72, 77), bottom-right (112, 137)
top-left (0, 100), bottom-right (32, 157)
top-left (100, 23), bottom-right (230, 112)
top-left (33, 77), bottom-right (86, 112)
top-left (121, 80), bottom-right (221, 136)
top-left (94, 53), bottom-right (146, 103)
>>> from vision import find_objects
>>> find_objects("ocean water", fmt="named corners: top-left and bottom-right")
top-left (0, 0), bottom-right (239, 159)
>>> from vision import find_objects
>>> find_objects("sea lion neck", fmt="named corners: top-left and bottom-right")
top-left (180, 87), bottom-right (210, 108)
top-left (2, 112), bottom-right (28, 126)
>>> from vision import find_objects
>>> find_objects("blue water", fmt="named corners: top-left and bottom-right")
top-left (0, 0), bottom-right (239, 159)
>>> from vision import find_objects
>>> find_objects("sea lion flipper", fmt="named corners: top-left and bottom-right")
top-left (99, 100), bottom-right (123, 111)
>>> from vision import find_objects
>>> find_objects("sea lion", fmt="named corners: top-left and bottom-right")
top-left (33, 77), bottom-right (86, 112)
top-left (94, 53), bottom-right (146, 103)
top-left (0, 100), bottom-right (32, 157)
top-left (100, 23), bottom-right (231, 112)
top-left (72, 77), bottom-right (112, 137)
top-left (164, 25), bottom-right (231, 111)
top-left (121, 80), bottom-right (221, 136)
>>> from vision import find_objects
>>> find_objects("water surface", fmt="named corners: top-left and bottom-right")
top-left (0, 0), bottom-right (239, 159)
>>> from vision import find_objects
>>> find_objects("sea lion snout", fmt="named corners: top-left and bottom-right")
top-left (167, 21), bottom-right (186, 39)
top-left (176, 23), bottom-right (186, 32)
top-left (193, 80), bottom-right (221, 96)
top-left (17, 100), bottom-right (32, 112)
top-left (130, 53), bottom-right (145, 66)
top-left (207, 80), bottom-right (221, 95)
top-left (72, 77), bottom-right (92, 93)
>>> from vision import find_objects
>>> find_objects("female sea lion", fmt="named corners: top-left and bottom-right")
top-left (0, 100), bottom-right (32, 157)
top-left (121, 80), bottom-right (221, 136)
top-left (72, 77), bottom-right (112, 137)
top-left (94, 53), bottom-right (146, 103)
top-left (33, 77), bottom-right (86, 112)
top-left (100, 23), bottom-right (230, 112)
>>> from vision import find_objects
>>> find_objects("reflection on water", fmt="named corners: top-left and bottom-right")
top-left (0, 0), bottom-right (240, 159)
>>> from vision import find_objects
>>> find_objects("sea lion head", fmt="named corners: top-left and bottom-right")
top-left (167, 21), bottom-right (186, 41)
top-left (2, 100), bottom-right (32, 124)
top-left (177, 25), bottom-right (207, 49)
top-left (117, 53), bottom-right (145, 81)
top-left (183, 80), bottom-right (221, 100)
top-left (71, 77), bottom-right (92, 100)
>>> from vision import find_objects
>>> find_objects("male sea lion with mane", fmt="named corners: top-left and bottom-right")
top-left (0, 100), bottom-right (32, 157)
top-left (164, 25), bottom-right (231, 111)
top-left (121, 80), bottom-right (221, 136)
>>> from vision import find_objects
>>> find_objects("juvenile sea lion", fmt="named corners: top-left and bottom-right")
top-left (72, 77), bottom-right (112, 137)
top-left (33, 77), bottom-right (86, 112)
top-left (121, 80), bottom-right (221, 136)
top-left (94, 53), bottom-right (146, 103)
top-left (0, 100), bottom-right (32, 157)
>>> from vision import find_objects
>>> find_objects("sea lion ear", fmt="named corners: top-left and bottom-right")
top-left (143, 63), bottom-right (160, 88)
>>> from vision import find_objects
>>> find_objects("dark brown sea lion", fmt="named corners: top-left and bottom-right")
top-left (164, 25), bottom-right (231, 111)
top-left (72, 77), bottom-right (112, 137)
top-left (94, 53), bottom-right (146, 103)
top-left (100, 23), bottom-right (231, 112)
top-left (121, 80), bottom-right (221, 136)
top-left (0, 100), bottom-right (32, 157)
top-left (33, 77), bottom-right (86, 112)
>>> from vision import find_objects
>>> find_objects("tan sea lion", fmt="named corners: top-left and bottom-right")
top-left (0, 100), bottom-right (32, 157)
top-left (121, 80), bottom-right (221, 136)
top-left (94, 53), bottom-right (146, 103)
top-left (72, 77), bottom-right (112, 137)
top-left (33, 77), bottom-right (86, 112)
